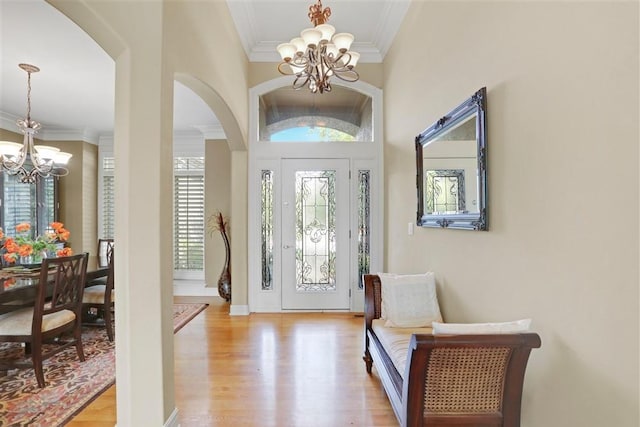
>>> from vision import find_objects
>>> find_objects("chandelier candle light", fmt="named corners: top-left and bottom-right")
top-left (0, 64), bottom-right (72, 184)
top-left (277, 0), bottom-right (360, 94)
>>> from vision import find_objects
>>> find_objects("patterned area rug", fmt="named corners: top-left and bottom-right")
top-left (0, 302), bottom-right (207, 426)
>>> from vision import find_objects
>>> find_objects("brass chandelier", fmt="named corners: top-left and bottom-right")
top-left (0, 64), bottom-right (72, 184)
top-left (277, 0), bottom-right (360, 94)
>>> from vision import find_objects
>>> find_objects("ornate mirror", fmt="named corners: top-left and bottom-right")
top-left (415, 87), bottom-right (487, 230)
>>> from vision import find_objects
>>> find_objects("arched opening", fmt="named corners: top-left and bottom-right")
top-left (24, 2), bottom-right (248, 425)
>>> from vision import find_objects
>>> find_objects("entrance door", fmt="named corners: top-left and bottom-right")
top-left (281, 159), bottom-right (350, 310)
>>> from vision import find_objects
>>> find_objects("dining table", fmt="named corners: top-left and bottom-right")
top-left (0, 255), bottom-right (109, 314)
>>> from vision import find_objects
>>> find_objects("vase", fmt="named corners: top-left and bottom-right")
top-left (19, 255), bottom-right (33, 265)
top-left (218, 227), bottom-right (231, 302)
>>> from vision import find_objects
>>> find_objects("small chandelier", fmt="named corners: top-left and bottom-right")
top-left (0, 64), bottom-right (72, 184)
top-left (277, 0), bottom-right (360, 94)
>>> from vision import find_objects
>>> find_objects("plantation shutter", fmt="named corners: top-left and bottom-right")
top-left (101, 157), bottom-right (115, 239)
top-left (39, 176), bottom-right (56, 234)
top-left (2, 174), bottom-right (35, 233)
top-left (1, 172), bottom-right (56, 236)
top-left (173, 157), bottom-right (205, 271)
top-left (98, 154), bottom-right (205, 276)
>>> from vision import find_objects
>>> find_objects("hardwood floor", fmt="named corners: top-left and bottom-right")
top-left (67, 296), bottom-right (398, 426)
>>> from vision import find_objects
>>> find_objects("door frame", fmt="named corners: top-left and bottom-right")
top-left (248, 77), bottom-right (384, 313)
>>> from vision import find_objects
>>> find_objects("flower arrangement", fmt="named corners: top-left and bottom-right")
top-left (0, 221), bottom-right (72, 265)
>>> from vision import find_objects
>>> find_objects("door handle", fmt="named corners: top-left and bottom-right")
top-left (283, 245), bottom-right (292, 249)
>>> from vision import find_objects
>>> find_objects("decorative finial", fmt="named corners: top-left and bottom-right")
top-left (308, 0), bottom-right (331, 26)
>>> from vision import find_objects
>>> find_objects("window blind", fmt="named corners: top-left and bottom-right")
top-left (99, 156), bottom-right (206, 273)
top-left (102, 175), bottom-right (114, 239)
top-left (173, 157), bottom-right (205, 271)
top-left (100, 157), bottom-right (115, 239)
top-left (1, 173), bottom-right (55, 236)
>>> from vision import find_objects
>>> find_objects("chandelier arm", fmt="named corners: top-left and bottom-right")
top-left (331, 69), bottom-right (360, 83)
top-left (293, 74), bottom-right (312, 90)
top-left (51, 166), bottom-right (69, 177)
top-left (21, 128), bottom-right (55, 176)
top-left (277, 62), bottom-right (295, 76)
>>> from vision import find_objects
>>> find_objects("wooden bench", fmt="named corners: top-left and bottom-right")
top-left (362, 274), bottom-right (541, 427)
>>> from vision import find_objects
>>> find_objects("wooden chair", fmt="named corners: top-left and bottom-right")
top-left (97, 238), bottom-right (114, 268)
top-left (0, 253), bottom-right (89, 388)
top-left (82, 248), bottom-right (115, 341)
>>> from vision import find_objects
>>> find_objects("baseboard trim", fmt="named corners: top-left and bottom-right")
top-left (115, 407), bottom-right (180, 427)
top-left (229, 304), bottom-right (250, 316)
top-left (164, 408), bottom-right (180, 427)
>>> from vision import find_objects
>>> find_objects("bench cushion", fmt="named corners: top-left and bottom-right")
top-left (372, 318), bottom-right (433, 379)
top-left (378, 272), bottom-right (442, 327)
top-left (432, 319), bottom-right (532, 335)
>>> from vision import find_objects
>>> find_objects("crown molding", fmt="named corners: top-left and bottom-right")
top-left (230, 1), bottom-right (408, 64)
top-left (373, 1), bottom-right (411, 58)
top-left (0, 112), bottom-right (100, 144)
top-left (1, 111), bottom-right (225, 145)
top-left (39, 128), bottom-right (100, 145)
top-left (226, 0), bottom-right (257, 60)
top-left (0, 113), bottom-right (18, 134)
top-left (194, 124), bottom-right (226, 140)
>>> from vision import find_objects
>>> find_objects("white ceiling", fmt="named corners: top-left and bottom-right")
top-left (0, 0), bottom-right (408, 143)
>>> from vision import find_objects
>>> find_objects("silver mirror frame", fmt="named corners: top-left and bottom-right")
top-left (415, 87), bottom-right (487, 230)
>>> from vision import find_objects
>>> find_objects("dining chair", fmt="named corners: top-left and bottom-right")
top-left (82, 248), bottom-right (115, 341)
top-left (0, 252), bottom-right (89, 388)
top-left (97, 238), bottom-right (114, 268)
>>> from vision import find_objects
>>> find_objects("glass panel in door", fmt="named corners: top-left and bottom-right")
top-left (281, 159), bottom-right (349, 310)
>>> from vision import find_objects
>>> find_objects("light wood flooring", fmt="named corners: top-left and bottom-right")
top-left (67, 296), bottom-right (398, 426)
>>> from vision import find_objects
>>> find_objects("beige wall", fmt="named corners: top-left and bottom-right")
top-left (384, 2), bottom-right (638, 426)
top-left (166, 1), bottom-right (249, 150)
top-left (0, 129), bottom-right (21, 142)
top-left (55, 140), bottom-right (98, 256)
top-left (204, 139), bottom-right (231, 289)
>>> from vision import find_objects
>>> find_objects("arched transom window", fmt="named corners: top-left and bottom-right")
top-left (259, 85), bottom-right (373, 142)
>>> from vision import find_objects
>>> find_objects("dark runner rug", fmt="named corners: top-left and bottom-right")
top-left (0, 302), bottom-right (207, 426)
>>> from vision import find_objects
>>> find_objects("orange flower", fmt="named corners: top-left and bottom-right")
top-left (17, 244), bottom-right (33, 257)
top-left (50, 222), bottom-right (64, 232)
top-left (3, 253), bottom-right (15, 264)
top-left (15, 223), bottom-right (30, 233)
top-left (4, 238), bottom-right (18, 253)
top-left (0, 228), bottom-right (4, 240)
top-left (57, 228), bottom-right (71, 241)
top-left (57, 247), bottom-right (73, 257)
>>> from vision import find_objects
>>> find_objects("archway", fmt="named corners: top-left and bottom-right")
top-left (45, 1), bottom-right (248, 425)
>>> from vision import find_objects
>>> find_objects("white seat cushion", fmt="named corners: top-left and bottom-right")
top-left (372, 318), bottom-right (433, 379)
top-left (82, 284), bottom-right (114, 304)
top-left (0, 308), bottom-right (76, 335)
top-left (432, 319), bottom-right (532, 335)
